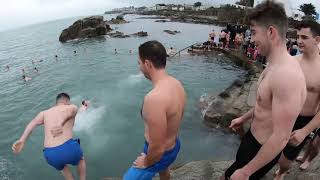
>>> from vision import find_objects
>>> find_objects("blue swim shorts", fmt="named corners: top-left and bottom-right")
top-left (123, 138), bottom-right (180, 180)
top-left (43, 138), bottom-right (83, 171)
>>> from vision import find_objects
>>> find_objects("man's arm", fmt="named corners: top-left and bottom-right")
top-left (301, 111), bottom-right (320, 135)
top-left (289, 110), bottom-right (320, 146)
top-left (241, 72), bottom-right (305, 176)
top-left (240, 108), bottom-right (254, 122)
top-left (61, 104), bottom-right (77, 126)
top-left (12, 111), bottom-right (45, 154)
top-left (143, 94), bottom-right (167, 167)
top-left (19, 111), bottom-right (45, 142)
top-left (50, 105), bottom-right (77, 138)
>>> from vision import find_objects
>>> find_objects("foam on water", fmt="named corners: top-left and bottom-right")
top-left (0, 157), bottom-right (22, 180)
top-left (118, 73), bottom-right (144, 87)
top-left (73, 105), bottom-right (106, 132)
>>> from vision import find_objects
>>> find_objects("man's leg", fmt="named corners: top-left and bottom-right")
top-left (61, 165), bottom-right (74, 180)
top-left (274, 154), bottom-right (291, 180)
top-left (296, 141), bottom-right (312, 163)
top-left (77, 158), bottom-right (86, 180)
top-left (159, 169), bottom-right (170, 180)
top-left (300, 136), bottom-right (320, 170)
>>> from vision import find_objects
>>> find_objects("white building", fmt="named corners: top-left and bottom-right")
top-left (172, 6), bottom-right (178, 11)
top-left (194, 5), bottom-right (210, 11)
top-left (184, 4), bottom-right (194, 10)
top-left (156, 4), bottom-right (168, 10)
top-left (291, 9), bottom-right (304, 21)
top-left (148, 6), bottom-right (157, 11)
top-left (178, 6), bottom-right (185, 11)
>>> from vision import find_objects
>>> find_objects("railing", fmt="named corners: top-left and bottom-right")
top-left (170, 42), bottom-right (202, 57)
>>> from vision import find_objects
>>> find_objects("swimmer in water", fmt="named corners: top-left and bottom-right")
top-left (78, 100), bottom-right (90, 112)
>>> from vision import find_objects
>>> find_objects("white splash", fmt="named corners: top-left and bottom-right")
top-left (73, 106), bottom-right (106, 132)
top-left (128, 73), bottom-right (144, 84)
top-left (118, 73), bottom-right (144, 87)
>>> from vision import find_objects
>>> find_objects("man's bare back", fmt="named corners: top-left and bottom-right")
top-left (143, 75), bottom-right (186, 151)
top-left (43, 104), bottom-right (77, 147)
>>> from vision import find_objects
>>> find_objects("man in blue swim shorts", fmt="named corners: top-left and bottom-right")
top-left (12, 93), bottom-right (86, 180)
top-left (124, 41), bottom-right (186, 180)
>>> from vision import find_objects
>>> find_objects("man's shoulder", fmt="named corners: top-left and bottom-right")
top-left (270, 62), bottom-right (304, 90)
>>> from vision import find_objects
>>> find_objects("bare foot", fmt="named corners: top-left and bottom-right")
top-left (299, 161), bottom-right (311, 171)
top-left (273, 169), bottom-right (285, 180)
top-left (296, 155), bottom-right (305, 163)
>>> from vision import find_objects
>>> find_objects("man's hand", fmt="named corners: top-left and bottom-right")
top-left (12, 140), bottom-right (25, 154)
top-left (133, 153), bottom-right (147, 169)
top-left (230, 169), bottom-right (250, 180)
top-left (289, 129), bottom-right (308, 147)
top-left (229, 117), bottom-right (244, 132)
top-left (51, 126), bottom-right (63, 138)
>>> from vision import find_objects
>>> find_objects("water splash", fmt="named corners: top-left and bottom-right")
top-left (73, 106), bottom-right (106, 132)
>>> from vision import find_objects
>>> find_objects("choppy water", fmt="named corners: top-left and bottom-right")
top-left (0, 14), bottom-right (244, 179)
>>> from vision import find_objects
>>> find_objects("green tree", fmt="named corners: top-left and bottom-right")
top-left (298, 3), bottom-right (316, 16)
top-left (194, 2), bottom-right (202, 8)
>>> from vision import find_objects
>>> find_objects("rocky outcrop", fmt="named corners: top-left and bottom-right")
top-left (106, 31), bottom-right (148, 38)
top-left (131, 31), bottom-right (148, 37)
top-left (196, 48), bottom-right (260, 131)
top-left (155, 20), bottom-right (169, 23)
top-left (106, 31), bottom-right (130, 38)
top-left (169, 156), bottom-right (320, 180)
top-left (201, 73), bottom-right (259, 130)
top-left (104, 154), bottom-right (320, 179)
top-left (164, 30), bottom-right (181, 35)
top-left (59, 16), bottom-right (112, 42)
top-left (106, 15), bottom-right (128, 24)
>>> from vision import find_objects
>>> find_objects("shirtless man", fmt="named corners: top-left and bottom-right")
top-left (220, 30), bottom-right (227, 48)
top-left (222, 1), bottom-right (307, 180)
top-left (124, 41), bottom-right (186, 180)
top-left (79, 100), bottom-right (90, 112)
top-left (12, 93), bottom-right (86, 180)
top-left (274, 21), bottom-right (320, 176)
top-left (209, 29), bottom-right (216, 47)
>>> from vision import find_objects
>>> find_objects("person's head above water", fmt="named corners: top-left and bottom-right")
top-left (81, 100), bottom-right (89, 107)
top-left (56, 93), bottom-right (70, 105)
top-left (247, 0), bottom-right (288, 57)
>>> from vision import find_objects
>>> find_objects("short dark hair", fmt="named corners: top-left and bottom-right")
top-left (247, 0), bottom-right (288, 39)
top-left (82, 100), bottom-right (85, 105)
top-left (56, 93), bottom-right (70, 103)
top-left (139, 41), bottom-right (167, 69)
top-left (295, 20), bottom-right (320, 37)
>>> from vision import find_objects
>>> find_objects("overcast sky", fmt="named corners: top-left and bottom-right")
top-left (0, 0), bottom-right (319, 32)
